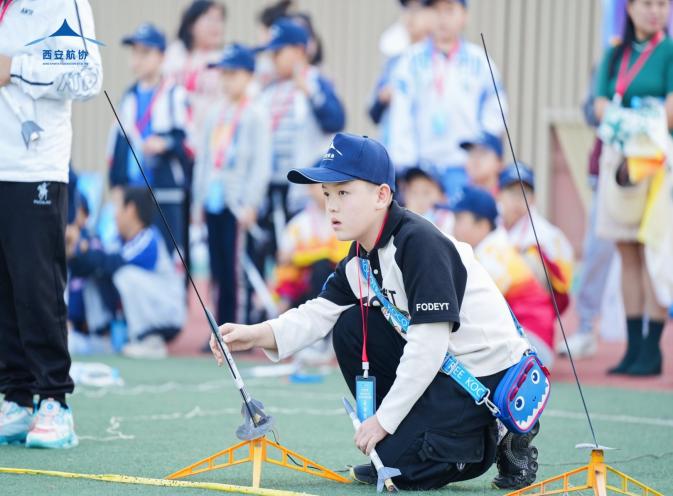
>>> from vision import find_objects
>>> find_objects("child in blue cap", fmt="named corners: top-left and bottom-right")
top-left (254, 19), bottom-right (345, 254)
top-left (211, 133), bottom-right (539, 490)
top-left (498, 163), bottom-right (574, 320)
top-left (192, 43), bottom-right (272, 331)
top-left (108, 23), bottom-right (191, 255)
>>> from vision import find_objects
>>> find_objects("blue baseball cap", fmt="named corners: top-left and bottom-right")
top-left (452, 186), bottom-right (498, 225)
top-left (208, 44), bottom-right (256, 72)
top-left (257, 19), bottom-right (309, 52)
top-left (287, 133), bottom-right (396, 192)
top-left (460, 132), bottom-right (503, 158)
top-left (122, 23), bottom-right (166, 52)
top-left (499, 163), bottom-right (535, 191)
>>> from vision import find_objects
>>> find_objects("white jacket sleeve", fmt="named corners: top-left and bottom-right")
top-left (376, 322), bottom-right (451, 435)
top-left (264, 297), bottom-right (354, 362)
top-left (9, 0), bottom-right (102, 101)
top-left (386, 55), bottom-right (419, 168)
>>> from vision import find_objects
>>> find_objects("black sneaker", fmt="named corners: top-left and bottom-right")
top-left (492, 422), bottom-right (540, 490)
top-left (349, 463), bottom-right (377, 485)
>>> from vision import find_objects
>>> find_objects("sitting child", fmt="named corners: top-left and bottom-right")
top-left (69, 187), bottom-right (186, 358)
top-left (460, 132), bottom-right (504, 195)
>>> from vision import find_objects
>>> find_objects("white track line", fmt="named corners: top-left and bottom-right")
top-left (77, 405), bottom-right (673, 443)
top-left (75, 379), bottom-right (343, 401)
top-left (545, 409), bottom-right (673, 428)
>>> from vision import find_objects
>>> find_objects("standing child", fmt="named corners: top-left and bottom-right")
top-left (192, 43), bottom-right (272, 328)
top-left (108, 23), bottom-right (191, 254)
top-left (211, 133), bottom-right (541, 490)
top-left (255, 19), bottom-right (345, 249)
top-left (387, 0), bottom-right (507, 198)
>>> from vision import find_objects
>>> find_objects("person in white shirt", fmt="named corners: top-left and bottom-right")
top-left (210, 133), bottom-right (539, 490)
top-left (387, 0), bottom-right (507, 201)
top-left (0, 0), bottom-right (102, 449)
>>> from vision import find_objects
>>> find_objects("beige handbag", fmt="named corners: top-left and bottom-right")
top-left (597, 144), bottom-right (650, 239)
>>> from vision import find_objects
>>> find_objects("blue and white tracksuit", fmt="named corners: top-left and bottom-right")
top-left (387, 38), bottom-right (508, 199)
top-left (69, 227), bottom-right (185, 341)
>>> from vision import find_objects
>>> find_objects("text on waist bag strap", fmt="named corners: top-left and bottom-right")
top-left (440, 354), bottom-right (492, 405)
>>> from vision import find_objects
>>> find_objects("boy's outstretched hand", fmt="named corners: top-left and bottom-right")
top-left (209, 322), bottom-right (276, 366)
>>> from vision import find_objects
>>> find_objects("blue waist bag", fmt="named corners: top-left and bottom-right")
top-left (441, 351), bottom-right (551, 434)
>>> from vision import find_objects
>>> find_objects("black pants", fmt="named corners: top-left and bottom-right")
top-left (206, 209), bottom-right (239, 324)
top-left (0, 181), bottom-right (73, 408)
top-left (333, 306), bottom-right (505, 490)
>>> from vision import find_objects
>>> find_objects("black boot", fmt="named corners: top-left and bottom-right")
top-left (627, 320), bottom-right (664, 376)
top-left (608, 317), bottom-right (643, 374)
top-left (492, 422), bottom-right (540, 490)
top-left (349, 463), bottom-right (377, 485)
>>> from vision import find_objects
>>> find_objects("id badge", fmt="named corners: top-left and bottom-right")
top-left (355, 375), bottom-right (376, 422)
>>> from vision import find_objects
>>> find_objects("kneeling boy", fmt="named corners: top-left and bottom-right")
top-left (211, 133), bottom-right (539, 490)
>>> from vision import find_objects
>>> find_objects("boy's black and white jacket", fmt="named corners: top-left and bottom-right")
top-left (266, 201), bottom-right (529, 434)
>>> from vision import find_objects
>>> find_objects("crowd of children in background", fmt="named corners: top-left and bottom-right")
top-left (71, 0), bottom-right (652, 377)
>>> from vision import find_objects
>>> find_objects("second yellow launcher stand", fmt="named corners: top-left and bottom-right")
top-left (505, 449), bottom-right (662, 496)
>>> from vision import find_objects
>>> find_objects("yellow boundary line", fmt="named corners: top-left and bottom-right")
top-left (0, 467), bottom-right (317, 496)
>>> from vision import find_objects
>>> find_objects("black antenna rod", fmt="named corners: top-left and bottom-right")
top-left (480, 33), bottom-right (600, 448)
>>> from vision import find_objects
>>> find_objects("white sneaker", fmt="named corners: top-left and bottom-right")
top-left (25, 399), bottom-right (78, 449)
top-left (122, 334), bottom-right (168, 359)
top-left (557, 332), bottom-right (597, 359)
top-left (0, 401), bottom-right (34, 445)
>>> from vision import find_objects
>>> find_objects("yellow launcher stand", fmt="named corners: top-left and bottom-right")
top-left (505, 449), bottom-right (663, 496)
top-left (166, 435), bottom-right (351, 489)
